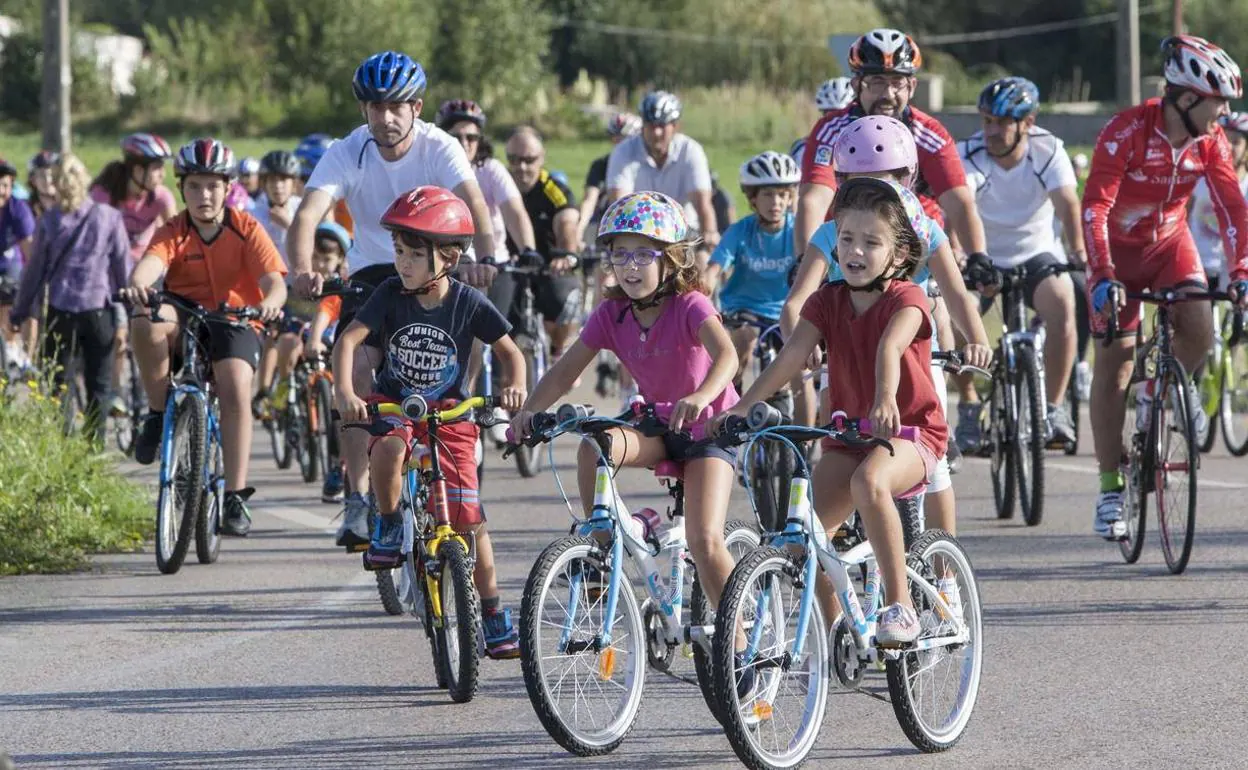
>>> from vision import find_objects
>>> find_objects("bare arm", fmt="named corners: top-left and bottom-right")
top-left (738, 320), bottom-right (822, 408)
top-left (702, 263), bottom-right (723, 290)
top-left (578, 187), bottom-right (601, 233)
top-left (939, 186), bottom-right (987, 256)
top-left (553, 208), bottom-right (581, 252)
top-left (926, 241), bottom-right (989, 348)
top-left (518, 338), bottom-right (596, 415)
top-left (870, 306), bottom-right (924, 436)
top-left (129, 254), bottom-right (167, 289)
top-left (780, 246), bottom-right (829, 338)
top-left (690, 189), bottom-right (719, 248)
top-left (289, 188), bottom-right (335, 276)
top-left (256, 271), bottom-right (288, 320)
top-left (489, 333), bottom-right (528, 410)
top-left (331, 321), bottom-right (371, 421)
top-left (501, 195), bottom-right (536, 252)
top-left (451, 178), bottom-right (495, 260)
top-left (1050, 184), bottom-right (1086, 266)
top-left (794, 183), bottom-right (834, 259)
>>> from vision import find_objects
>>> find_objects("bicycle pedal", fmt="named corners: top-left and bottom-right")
top-left (360, 551), bottom-right (404, 570)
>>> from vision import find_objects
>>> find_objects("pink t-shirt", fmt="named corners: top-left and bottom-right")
top-left (90, 184), bottom-right (177, 260)
top-left (475, 158), bottom-right (521, 260)
top-left (581, 291), bottom-right (739, 427)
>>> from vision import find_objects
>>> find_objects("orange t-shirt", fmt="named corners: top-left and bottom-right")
top-left (317, 295), bottom-right (342, 323)
top-left (147, 209), bottom-right (287, 308)
top-left (334, 200), bottom-right (354, 237)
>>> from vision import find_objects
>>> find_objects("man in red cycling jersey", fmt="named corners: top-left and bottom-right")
top-left (1084, 35), bottom-right (1248, 540)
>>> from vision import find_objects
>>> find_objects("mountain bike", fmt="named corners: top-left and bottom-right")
top-left (1192, 297), bottom-right (1248, 454)
top-left (509, 402), bottom-right (760, 754)
top-left (711, 408), bottom-right (983, 767)
top-left (111, 345), bottom-right (146, 456)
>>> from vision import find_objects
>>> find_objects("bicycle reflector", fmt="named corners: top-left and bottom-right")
top-left (401, 394), bottom-right (429, 421)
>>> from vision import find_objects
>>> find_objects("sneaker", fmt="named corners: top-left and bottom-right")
top-left (251, 391), bottom-right (272, 422)
top-left (1094, 489), bottom-right (1127, 540)
top-left (936, 576), bottom-right (964, 626)
top-left (954, 402), bottom-right (983, 453)
top-left (108, 394), bottom-right (129, 418)
top-left (1075, 360), bottom-right (1092, 403)
top-left (945, 437), bottom-right (963, 474)
top-left (1047, 403), bottom-right (1076, 446)
top-left (487, 406), bottom-right (509, 445)
top-left (321, 466), bottom-right (345, 503)
top-left (222, 488), bottom-right (254, 536)
top-left (270, 379), bottom-right (290, 409)
top-left (134, 411), bottom-right (164, 465)
top-left (335, 493), bottom-right (370, 548)
top-left (363, 512), bottom-right (403, 570)
top-left (1183, 381), bottom-right (1209, 439)
top-left (733, 651), bottom-right (758, 700)
top-left (876, 603), bottom-right (921, 648)
top-left (483, 607), bottom-right (521, 659)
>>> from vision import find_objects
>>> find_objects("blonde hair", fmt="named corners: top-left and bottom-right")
top-left (53, 154), bottom-right (92, 212)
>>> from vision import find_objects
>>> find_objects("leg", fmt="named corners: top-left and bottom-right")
top-left (472, 524), bottom-right (499, 601)
top-left (256, 331), bottom-right (278, 394)
top-left (129, 306), bottom-right (179, 409)
top-left (1031, 273), bottom-right (1078, 402)
top-left (575, 426), bottom-right (667, 514)
top-left (1069, 269), bottom-right (1091, 362)
top-left (368, 436), bottom-right (407, 515)
top-left (213, 357), bottom-right (258, 492)
top-left (342, 343), bottom-right (381, 496)
top-left (110, 304), bottom-right (128, 408)
top-left (682, 456), bottom-right (736, 607)
top-left (1172, 293), bottom-right (1215, 375)
top-left (810, 451), bottom-right (862, 626)
top-left (850, 444), bottom-right (926, 613)
top-left (274, 332), bottom-right (303, 379)
top-left (78, 308), bottom-right (118, 443)
top-left (1090, 337), bottom-right (1136, 473)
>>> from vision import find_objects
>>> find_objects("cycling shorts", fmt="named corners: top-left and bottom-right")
top-left (489, 271), bottom-right (582, 327)
top-left (661, 429), bottom-right (737, 466)
top-left (169, 307), bottom-right (263, 371)
top-left (978, 253), bottom-right (1069, 315)
top-left (364, 396), bottom-right (484, 530)
top-left (1089, 230), bottom-right (1206, 338)
top-left (926, 359), bottom-right (951, 495)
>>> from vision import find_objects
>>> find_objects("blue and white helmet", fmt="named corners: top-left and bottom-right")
top-left (352, 51), bottom-right (427, 103)
top-left (294, 133), bottom-right (335, 178)
top-left (815, 77), bottom-right (854, 112)
top-left (978, 77), bottom-right (1040, 120)
top-left (640, 90), bottom-right (682, 125)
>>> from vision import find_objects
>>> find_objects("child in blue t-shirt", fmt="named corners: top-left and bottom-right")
top-left (704, 151), bottom-right (801, 390)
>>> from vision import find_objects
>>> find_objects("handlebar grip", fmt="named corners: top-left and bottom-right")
top-left (854, 419), bottom-right (918, 442)
top-left (747, 402), bottom-right (784, 430)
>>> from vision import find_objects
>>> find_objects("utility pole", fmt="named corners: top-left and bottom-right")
top-left (40, 0), bottom-right (71, 153)
top-left (1117, 0), bottom-right (1141, 107)
top-left (1173, 0), bottom-right (1183, 36)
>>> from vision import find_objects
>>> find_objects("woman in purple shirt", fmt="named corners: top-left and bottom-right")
top-left (12, 154), bottom-right (130, 442)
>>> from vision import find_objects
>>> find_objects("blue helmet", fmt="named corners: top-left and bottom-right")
top-left (294, 133), bottom-right (334, 178)
top-left (352, 51), bottom-right (427, 103)
top-left (978, 77), bottom-right (1040, 120)
top-left (315, 221), bottom-right (353, 255)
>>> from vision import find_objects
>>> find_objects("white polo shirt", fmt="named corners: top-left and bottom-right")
top-left (958, 128), bottom-right (1077, 268)
top-left (307, 122), bottom-right (476, 273)
top-left (605, 133), bottom-right (713, 229)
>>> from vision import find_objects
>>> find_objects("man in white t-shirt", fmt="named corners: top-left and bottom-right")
top-left (286, 50), bottom-right (499, 548)
top-left (606, 90), bottom-right (718, 260)
top-left (1189, 112), bottom-right (1248, 284)
top-left (959, 76), bottom-right (1085, 445)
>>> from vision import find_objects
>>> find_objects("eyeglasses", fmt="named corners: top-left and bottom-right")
top-left (451, 132), bottom-right (482, 143)
top-left (606, 247), bottom-right (664, 267)
top-left (861, 76), bottom-right (910, 95)
top-left (506, 153), bottom-right (542, 166)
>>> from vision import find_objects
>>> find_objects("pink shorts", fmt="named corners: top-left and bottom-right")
top-left (823, 438), bottom-right (939, 499)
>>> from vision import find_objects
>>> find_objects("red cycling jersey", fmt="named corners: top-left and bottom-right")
top-left (1082, 98), bottom-right (1248, 284)
top-left (801, 103), bottom-right (966, 225)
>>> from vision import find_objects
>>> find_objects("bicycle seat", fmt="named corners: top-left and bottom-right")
top-left (653, 460), bottom-right (683, 482)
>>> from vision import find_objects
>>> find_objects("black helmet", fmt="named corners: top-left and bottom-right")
top-left (260, 150), bottom-right (302, 178)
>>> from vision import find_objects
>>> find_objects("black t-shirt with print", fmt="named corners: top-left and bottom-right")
top-left (353, 277), bottom-right (511, 401)
top-left (506, 168), bottom-right (577, 259)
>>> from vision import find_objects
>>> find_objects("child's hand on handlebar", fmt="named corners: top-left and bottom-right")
top-left (868, 395), bottom-right (902, 438)
top-left (708, 403), bottom-right (748, 436)
top-left (118, 285), bottom-right (157, 307)
top-left (510, 409), bottom-right (536, 441)
top-left (257, 297), bottom-right (284, 323)
top-left (304, 337), bottom-right (326, 360)
top-left (669, 393), bottom-right (711, 434)
top-left (335, 391), bottom-right (369, 423)
top-left (499, 386), bottom-right (526, 411)
top-left (961, 343), bottom-right (993, 370)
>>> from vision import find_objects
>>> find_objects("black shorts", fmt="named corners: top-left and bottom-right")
top-left (340, 263), bottom-right (398, 349)
top-left (978, 253), bottom-right (1068, 314)
top-left (489, 271), bottom-right (582, 326)
top-left (661, 430), bottom-right (737, 466)
top-left (172, 309), bottom-right (263, 370)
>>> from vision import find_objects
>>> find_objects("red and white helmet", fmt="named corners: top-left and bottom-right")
top-left (174, 138), bottom-right (236, 179)
top-left (1221, 112), bottom-right (1248, 135)
top-left (121, 133), bottom-right (172, 161)
top-left (1162, 35), bottom-right (1242, 99)
top-left (848, 29), bottom-right (922, 76)
top-left (607, 112), bottom-right (642, 138)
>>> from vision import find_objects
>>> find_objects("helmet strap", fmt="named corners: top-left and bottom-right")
top-left (1167, 90), bottom-right (1205, 138)
top-left (987, 120), bottom-right (1026, 158)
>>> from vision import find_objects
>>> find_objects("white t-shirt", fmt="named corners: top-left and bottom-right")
top-left (958, 128), bottom-right (1077, 268)
top-left (252, 194), bottom-right (302, 268)
top-left (1189, 175), bottom-right (1248, 277)
top-left (475, 157), bottom-right (522, 260)
top-left (307, 122), bottom-right (476, 273)
top-left (605, 133), bottom-right (712, 230)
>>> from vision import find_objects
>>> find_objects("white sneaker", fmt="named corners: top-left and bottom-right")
top-left (1075, 361), bottom-right (1092, 402)
top-left (1134, 389), bottom-right (1153, 433)
top-left (487, 407), bottom-right (510, 444)
top-left (1183, 381), bottom-right (1209, 438)
top-left (1094, 490), bottom-right (1127, 540)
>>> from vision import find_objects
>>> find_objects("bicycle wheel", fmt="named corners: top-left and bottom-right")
top-left (1064, 374), bottom-right (1080, 456)
top-left (689, 520), bottom-right (762, 726)
top-left (267, 405), bottom-right (290, 469)
top-left (315, 377), bottom-right (339, 476)
top-left (750, 441), bottom-right (794, 533)
top-left (375, 568), bottom-right (404, 616)
top-left (1155, 361), bottom-right (1197, 574)
top-left (513, 341), bottom-right (545, 478)
top-left (712, 546), bottom-right (828, 770)
top-left (886, 529), bottom-right (983, 753)
top-left (1119, 389), bottom-right (1148, 563)
top-left (986, 373), bottom-right (1016, 520)
top-left (298, 379), bottom-right (321, 483)
top-left (1014, 349), bottom-right (1045, 527)
top-left (156, 399), bottom-right (205, 575)
top-left (520, 535), bottom-right (645, 756)
top-left (434, 538), bottom-right (481, 703)
top-left (1220, 329), bottom-right (1248, 455)
top-left (195, 420), bottom-right (223, 564)
top-left (113, 353), bottom-right (141, 455)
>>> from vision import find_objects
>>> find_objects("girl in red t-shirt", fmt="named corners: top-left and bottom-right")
top-left (715, 176), bottom-right (947, 646)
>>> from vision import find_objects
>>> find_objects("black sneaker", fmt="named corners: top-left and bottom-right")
top-left (134, 411), bottom-right (164, 465)
top-left (223, 487), bottom-right (255, 536)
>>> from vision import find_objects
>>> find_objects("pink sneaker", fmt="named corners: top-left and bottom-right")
top-left (876, 603), bottom-right (920, 648)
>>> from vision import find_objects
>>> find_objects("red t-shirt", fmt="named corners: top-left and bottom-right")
top-left (800, 103), bottom-right (966, 225)
top-left (800, 280), bottom-right (947, 459)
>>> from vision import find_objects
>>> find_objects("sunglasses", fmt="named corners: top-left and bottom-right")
top-left (451, 132), bottom-right (482, 143)
top-left (606, 247), bottom-right (664, 267)
top-left (506, 153), bottom-right (542, 165)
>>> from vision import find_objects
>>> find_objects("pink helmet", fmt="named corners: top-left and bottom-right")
top-left (832, 116), bottom-right (918, 187)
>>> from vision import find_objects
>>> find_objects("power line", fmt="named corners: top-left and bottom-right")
top-left (551, 18), bottom-right (826, 49)
top-left (918, 3), bottom-right (1168, 45)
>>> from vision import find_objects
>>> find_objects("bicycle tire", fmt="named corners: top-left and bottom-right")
top-left (156, 399), bottom-right (205, 575)
top-left (266, 407), bottom-right (289, 469)
top-left (987, 373), bottom-right (1016, 520)
top-left (1014, 348), bottom-right (1045, 527)
top-left (898, 496), bottom-right (924, 551)
top-left (514, 343), bottom-right (544, 478)
top-left (1195, 359), bottom-right (1219, 454)
top-left (1156, 360), bottom-right (1197, 575)
top-left (886, 529), bottom-right (983, 753)
top-left (113, 353), bottom-right (142, 455)
top-left (435, 539), bottom-right (481, 703)
top-left (375, 568), bottom-right (404, 616)
top-left (520, 535), bottom-right (645, 756)
top-left (314, 377), bottom-right (339, 475)
top-left (1064, 374), bottom-right (1080, 456)
top-left (195, 418), bottom-right (223, 564)
top-left (1220, 336), bottom-right (1248, 456)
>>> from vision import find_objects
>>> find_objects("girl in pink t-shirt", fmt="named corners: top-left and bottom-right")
top-left (513, 191), bottom-right (741, 612)
top-left (89, 133), bottom-right (179, 261)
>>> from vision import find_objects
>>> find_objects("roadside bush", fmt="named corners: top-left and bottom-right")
top-left (0, 377), bottom-right (151, 575)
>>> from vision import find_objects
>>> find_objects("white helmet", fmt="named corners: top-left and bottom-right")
top-left (740, 151), bottom-right (801, 188)
top-left (1072, 152), bottom-right (1089, 171)
top-left (1162, 35), bottom-right (1242, 99)
top-left (815, 77), bottom-right (854, 112)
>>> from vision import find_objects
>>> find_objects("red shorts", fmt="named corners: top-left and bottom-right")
top-left (365, 396), bottom-right (483, 529)
top-left (1090, 230), bottom-right (1207, 337)
top-left (821, 438), bottom-right (939, 499)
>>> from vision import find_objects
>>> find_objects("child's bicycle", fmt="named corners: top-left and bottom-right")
top-left (711, 404), bottom-right (984, 768)
top-left (507, 402), bottom-right (760, 755)
top-left (334, 394), bottom-right (503, 703)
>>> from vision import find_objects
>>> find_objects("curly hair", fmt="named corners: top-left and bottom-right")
top-left (601, 238), bottom-right (704, 300)
top-left (830, 182), bottom-right (924, 281)
top-left (53, 154), bottom-right (92, 212)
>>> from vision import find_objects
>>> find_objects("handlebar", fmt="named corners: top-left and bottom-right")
top-left (333, 394), bottom-right (500, 425)
top-left (932, 350), bottom-right (991, 379)
top-left (312, 279), bottom-right (365, 300)
top-left (503, 399), bottom-right (723, 458)
top-left (717, 401), bottom-right (915, 455)
top-left (1103, 286), bottom-right (1231, 346)
top-left (112, 290), bottom-right (262, 324)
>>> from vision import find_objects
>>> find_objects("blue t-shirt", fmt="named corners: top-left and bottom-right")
top-left (353, 278), bottom-right (511, 401)
top-left (0, 197), bottom-right (37, 278)
top-left (810, 214), bottom-right (948, 287)
top-left (709, 212), bottom-right (796, 320)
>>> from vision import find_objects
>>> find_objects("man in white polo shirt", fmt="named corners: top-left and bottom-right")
top-left (606, 90), bottom-right (719, 259)
top-left (287, 50), bottom-right (498, 548)
top-left (959, 76), bottom-right (1085, 444)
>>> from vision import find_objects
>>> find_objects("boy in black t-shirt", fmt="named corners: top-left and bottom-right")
top-left (334, 186), bottom-right (527, 659)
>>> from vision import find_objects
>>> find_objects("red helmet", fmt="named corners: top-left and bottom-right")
top-left (380, 186), bottom-right (474, 249)
top-left (122, 132), bottom-right (172, 161)
top-left (848, 28), bottom-right (923, 76)
top-left (435, 99), bottom-right (486, 130)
